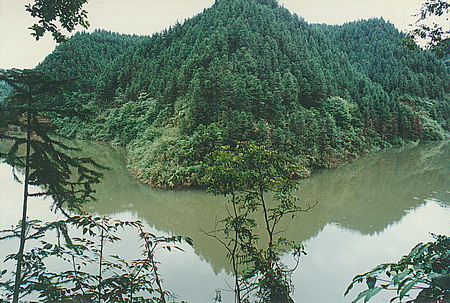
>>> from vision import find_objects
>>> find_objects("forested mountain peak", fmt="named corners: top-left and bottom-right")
top-left (317, 18), bottom-right (449, 99)
top-left (213, 0), bottom-right (279, 8)
top-left (35, 1), bottom-right (450, 187)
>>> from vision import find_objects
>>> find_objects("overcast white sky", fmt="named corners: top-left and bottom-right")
top-left (0, 0), bottom-right (422, 69)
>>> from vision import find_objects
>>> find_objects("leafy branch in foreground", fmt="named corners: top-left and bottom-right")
top-left (405, 0), bottom-right (450, 57)
top-left (201, 142), bottom-right (313, 303)
top-left (0, 216), bottom-right (193, 302)
top-left (0, 69), bottom-right (103, 214)
top-left (0, 68), bottom-right (191, 302)
top-left (0, 68), bottom-right (104, 303)
top-left (345, 234), bottom-right (450, 303)
top-left (26, 0), bottom-right (90, 43)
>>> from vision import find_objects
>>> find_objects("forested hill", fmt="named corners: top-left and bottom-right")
top-left (38, 30), bottom-right (147, 91)
top-left (316, 19), bottom-right (449, 99)
top-left (36, 0), bottom-right (450, 188)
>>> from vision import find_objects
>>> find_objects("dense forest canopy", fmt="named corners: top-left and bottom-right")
top-left (31, 0), bottom-right (449, 187)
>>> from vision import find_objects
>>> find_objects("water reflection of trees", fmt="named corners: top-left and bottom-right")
top-left (0, 69), bottom-right (194, 302)
top-left (70, 140), bottom-right (449, 273)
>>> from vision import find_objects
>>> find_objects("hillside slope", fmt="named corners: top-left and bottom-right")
top-left (37, 0), bottom-right (450, 187)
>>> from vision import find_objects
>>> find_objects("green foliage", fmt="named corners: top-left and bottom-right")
top-left (420, 114), bottom-right (447, 140)
top-left (35, 0), bottom-right (450, 187)
top-left (0, 68), bottom-right (108, 303)
top-left (410, 0), bottom-right (450, 57)
top-left (26, 0), bottom-right (89, 43)
top-left (0, 69), bottom-right (193, 302)
top-left (202, 142), bottom-right (300, 195)
top-left (0, 216), bottom-right (193, 302)
top-left (317, 18), bottom-right (450, 99)
top-left (345, 235), bottom-right (450, 303)
top-left (127, 128), bottom-right (202, 188)
top-left (201, 142), bottom-right (310, 302)
top-left (0, 69), bottom-right (104, 211)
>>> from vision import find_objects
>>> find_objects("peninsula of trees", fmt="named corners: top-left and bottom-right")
top-left (33, 0), bottom-right (449, 187)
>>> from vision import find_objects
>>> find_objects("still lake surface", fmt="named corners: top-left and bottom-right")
top-left (1, 140), bottom-right (449, 302)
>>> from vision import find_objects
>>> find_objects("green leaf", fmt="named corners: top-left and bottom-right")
top-left (366, 276), bottom-right (377, 289)
top-left (364, 287), bottom-right (382, 303)
top-left (399, 281), bottom-right (416, 300)
top-left (352, 289), bottom-right (372, 303)
top-left (393, 268), bottom-right (411, 285)
top-left (43, 243), bottom-right (52, 250)
top-left (344, 282), bottom-right (355, 296)
top-left (397, 277), bottom-right (412, 291)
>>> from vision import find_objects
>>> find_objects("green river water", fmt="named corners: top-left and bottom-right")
top-left (0, 140), bottom-right (449, 302)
